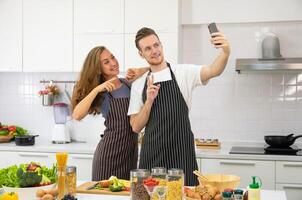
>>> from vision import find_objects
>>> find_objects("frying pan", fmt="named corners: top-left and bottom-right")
top-left (265, 134), bottom-right (302, 148)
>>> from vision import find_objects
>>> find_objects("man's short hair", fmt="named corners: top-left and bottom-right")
top-left (135, 27), bottom-right (160, 50)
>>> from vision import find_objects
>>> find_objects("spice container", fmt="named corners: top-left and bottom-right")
top-left (222, 191), bottom-right (233, 200)
top-left (130, 169), bottom-right (150, 200)
top-left (234, 189), bottom-right (244, 200)
top-left (166, 168), bottom-right (184, 200)
top-left (66, 166), bottom-right (77, 195)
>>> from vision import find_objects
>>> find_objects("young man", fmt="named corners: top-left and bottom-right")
top-left (128, 27), bottom-right (230, 185)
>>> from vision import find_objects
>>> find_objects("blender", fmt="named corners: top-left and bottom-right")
top-left (51, 102), bottom-right (71, 143)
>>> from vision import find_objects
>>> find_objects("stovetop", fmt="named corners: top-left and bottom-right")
top-left (230, 145), bottom-right (302, 156)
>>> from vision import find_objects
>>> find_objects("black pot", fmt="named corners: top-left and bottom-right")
top-left (15, 135), bottom-right (39, 146)
top-left (264, 134), bottom-right (302, 148)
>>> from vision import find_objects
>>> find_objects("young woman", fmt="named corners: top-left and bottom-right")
top-left (71, 46), bottom-right (147, 180)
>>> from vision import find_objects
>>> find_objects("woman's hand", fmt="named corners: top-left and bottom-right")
top-left (125, 67), bottom-right (149, 82)
top-left (95, 77), bottom-right (117, 93)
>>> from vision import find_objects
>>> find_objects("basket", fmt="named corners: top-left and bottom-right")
top-left (198, 174), bottom-right (240, 192)
top-left (0, 133), bottom-right (14, 143)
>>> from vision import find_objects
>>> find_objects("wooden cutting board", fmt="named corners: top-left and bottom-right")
top-left (76, 181), bottom-right (130, 196)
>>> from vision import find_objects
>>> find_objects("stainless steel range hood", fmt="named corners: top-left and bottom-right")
top-left (236, 57), bottom-right (302, 73)
top-left (236, 33), bottom-right (302, 73)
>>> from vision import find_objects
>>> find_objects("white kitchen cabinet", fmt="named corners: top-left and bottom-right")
top-left (124, 33), bottom-right (178, 69)
top-left (23, 0), bottom-right (73, 72)
top-left (74, 0), bottom-right (124, 34)
top-left (276, 183), bottom-right (302, 200)
top-left (124, 0), bottom-right (179, 33)
top-left (200, 158), bottom-right (275, 189)
top-left (276, 161), bottom-right (302, 200)
top-left (0, 0), bottom-right (22, 72)
top-left (73, 34), bottom-right (124, 72)
top-left (276, 161), bottom-right (302, 184)
top-left (182, 0), bottom-right (302, 24)
top-left (0, 151), bottom-right (55, 168)
top-left (68, 154), bottom-right (94, 181)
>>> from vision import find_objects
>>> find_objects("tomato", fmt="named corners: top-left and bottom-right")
top-left (8, 126), bottom-right (17, 132)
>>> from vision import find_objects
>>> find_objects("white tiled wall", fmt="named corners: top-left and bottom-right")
top-left (0, 72), bottom-right (103, 144)
top-left (1, 21), bottom-right (302, 144)
top-left (183, 21), bottom-right (302, 142)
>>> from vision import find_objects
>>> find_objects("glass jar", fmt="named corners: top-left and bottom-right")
top-left (166, 168), bottom-right (184, 200)
top-left (151, 167), bottom-right (167, 200)
top-left (130, 169), bottom-right (150, 200)
top-left (222, 191), bottom-right (233, 200)
top-left (234, 189), bottom-right (244, 200)
top-left (151, 167), bottom-right (167, 185)
top-left (66, 166), bottom-right (77, 196)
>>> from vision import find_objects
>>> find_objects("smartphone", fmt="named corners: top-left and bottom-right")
top-left (208, 22), bottom-right (219, 35)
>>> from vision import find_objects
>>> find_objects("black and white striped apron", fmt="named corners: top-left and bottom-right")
top-left (139, 63), bottom-right (198, 186)
top-left (92, 81), bottom-right (138, 181)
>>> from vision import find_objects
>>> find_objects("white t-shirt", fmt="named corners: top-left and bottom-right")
top-left (127, 64), bottom-right (205, 115)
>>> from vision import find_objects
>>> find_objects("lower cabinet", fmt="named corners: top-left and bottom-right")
top-left (199, 158), bottom-right (275, 189)
top-left (68, 154), bottom-right (94, 181)
top-left (276, 183), bottom-right (302, 200)
top-left (276, 161), bottom-right (302, 200)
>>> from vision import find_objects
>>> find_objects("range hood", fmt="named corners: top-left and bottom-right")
top-left (236, 33), bottom-right (302, 73)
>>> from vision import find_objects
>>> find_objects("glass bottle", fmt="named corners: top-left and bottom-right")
top-left (166, 168), bottom-right (184, 200)
top-left (130, 169), bottom-right (150, 200)
top-left (66, 166), bottom-right (77, 196)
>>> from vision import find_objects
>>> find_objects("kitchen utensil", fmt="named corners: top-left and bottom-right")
top-left (52, 102), bottom-right (71, 143)
top-left (193, 170), bottom-right (209, 181)
top-left (197, 174), bottom-right (240, 193)
top-left (264, 134), bottom-right (302, 148)
top-left (15, 135), bottom-right (39, 146)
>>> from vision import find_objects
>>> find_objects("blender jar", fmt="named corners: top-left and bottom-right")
top-left (53, 103), bottom-right (69, 124)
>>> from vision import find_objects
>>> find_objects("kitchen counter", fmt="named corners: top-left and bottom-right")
top-left (75, 181), bottom-right (287, 200)
top-left (0, 140), bottom-right (301, 162)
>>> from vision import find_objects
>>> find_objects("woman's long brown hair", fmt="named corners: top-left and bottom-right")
top-left (71, 46), bottom-right (107, 115)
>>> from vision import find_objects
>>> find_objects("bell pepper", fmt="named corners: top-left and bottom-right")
top-left (7, 126), bottom-right (16, 132)
top-left (1, 192), bottom-right (19, 200)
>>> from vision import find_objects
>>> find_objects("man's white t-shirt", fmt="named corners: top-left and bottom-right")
top-left (127, 64), bottom-right (205, 115)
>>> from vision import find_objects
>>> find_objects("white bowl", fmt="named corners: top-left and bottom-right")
top-left (3, 183), bottom-right (56, 200)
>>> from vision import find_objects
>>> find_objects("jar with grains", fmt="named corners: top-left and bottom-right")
top-left (166, 168), bottom-right (184, 200)
top-left (151, 167), bottom-right (167, 200)
top-left (130, 169), bottom-right (150, 200)
top-left (66, 166), bottom-right (77, 196)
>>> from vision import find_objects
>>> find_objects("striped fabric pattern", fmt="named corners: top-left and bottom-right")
top-left (139, 64), bottom-right (198, 186)
top-left (92, 94), bottom-right (138, 181)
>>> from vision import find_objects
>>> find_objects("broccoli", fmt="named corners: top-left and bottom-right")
top-left (16, 166), bottom-right (42, 187)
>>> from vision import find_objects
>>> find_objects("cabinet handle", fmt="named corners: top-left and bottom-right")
top-left (282, 162), bottom-right (302, 167)
top-left (71, 155), bottom-right (93, 160)
top-left (219, 160), bottom-right (256, 166)
top-left (282, 184), bottom-right (302, 189)
top-left (19, 153), bottom-right (49, 158)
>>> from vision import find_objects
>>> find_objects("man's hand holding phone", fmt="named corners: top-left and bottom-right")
top-left (208, 22), bottom-right (230, 55)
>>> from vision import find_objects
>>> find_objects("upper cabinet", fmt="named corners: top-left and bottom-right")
top-left (125, 0), bottom-right (179, 33)
top-left (182, 0), bottom-right (302, 24)
top-left (73, 0), bottom-right (124, 71)
top-left (0, 0), bottom-right (22, 72)
top-left (124, 0), bottom-right (180, 68)
top-left (74, 0), bottom-right (124, 34)
top-left (23, 0), bottom-right (73, 72)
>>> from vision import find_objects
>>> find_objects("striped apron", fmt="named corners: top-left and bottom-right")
top-left (92, 82), bottom-right (138, 181)
top-left (139, 63), bottom-right (198, 186)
